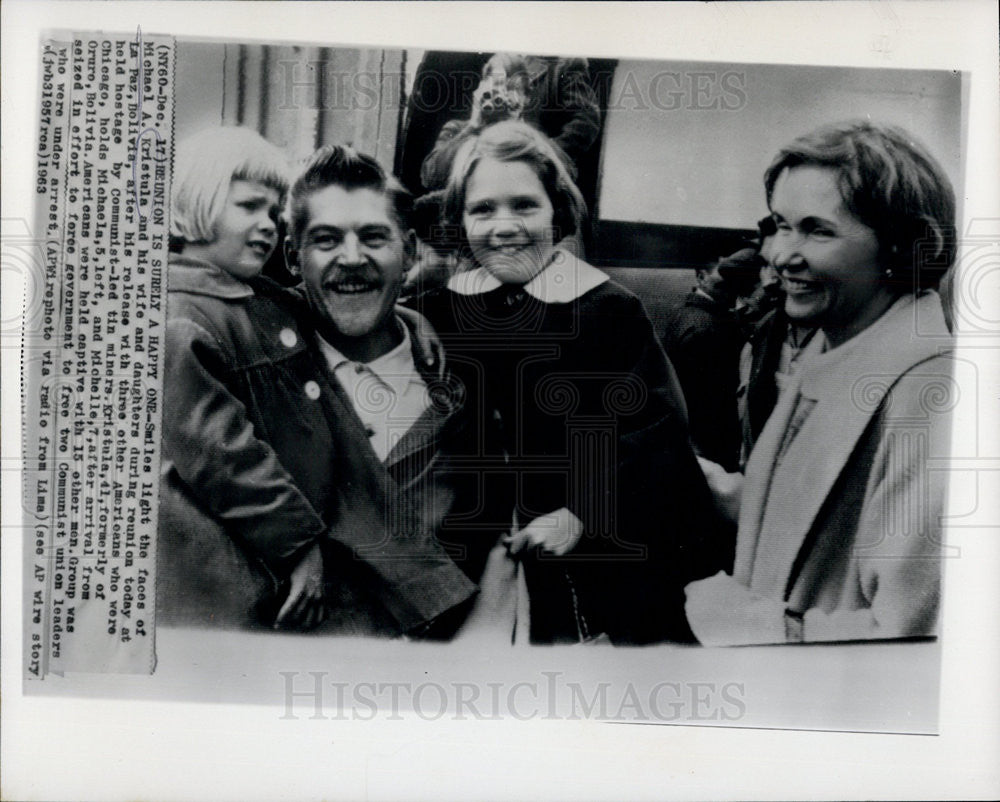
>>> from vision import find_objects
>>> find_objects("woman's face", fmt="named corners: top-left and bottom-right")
top-left (462, 157), bottom-right (556, 285)
top-left (768, 165), bottom-right (895, 346)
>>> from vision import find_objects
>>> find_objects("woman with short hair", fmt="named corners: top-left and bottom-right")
top-left (685, 120), bottom-right (956, 645)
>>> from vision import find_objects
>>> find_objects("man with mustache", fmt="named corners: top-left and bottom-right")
top-left (280, 145), bottom-right (507, 637)
top-left (159, 143), bottom-right (503, 638)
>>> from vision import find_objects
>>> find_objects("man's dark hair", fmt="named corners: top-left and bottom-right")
top-left (287, 145), bottom-right (413, 247)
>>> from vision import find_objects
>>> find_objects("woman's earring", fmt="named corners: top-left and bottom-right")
top-left (884, 268), bottom-right (894, 279)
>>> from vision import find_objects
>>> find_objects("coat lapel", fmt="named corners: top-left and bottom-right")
top-left (733, 361), bottom-right (806, 585)
top-left (746, 370), bottom-right (872, 597)
top-left (381, 321), bottom-right (465, 482)
top-left (382, 371), bottom-right (461, 480)
top-left (735, 292), bottom-right (951, 598)
top-left (685, 290), bottom-right (726, 316)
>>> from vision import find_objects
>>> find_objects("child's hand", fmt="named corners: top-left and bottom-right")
top-left (276, 542), bottom-right (327, 630)
top-left (505, 507), bottom-right (584, 557)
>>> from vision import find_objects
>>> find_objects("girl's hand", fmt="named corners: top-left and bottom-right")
top-left (276, 542), bottom-right (327, 630)
top-left (505, 507), bottom-right (584, 557)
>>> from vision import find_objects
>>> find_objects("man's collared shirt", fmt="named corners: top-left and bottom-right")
top-left (317, 319), bottom-right (430, 461)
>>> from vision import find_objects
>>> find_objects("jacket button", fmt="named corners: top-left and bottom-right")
top-left (279, 328), bottom-right (298, 348)
top-left (304, 380), bottom-right (321, 400)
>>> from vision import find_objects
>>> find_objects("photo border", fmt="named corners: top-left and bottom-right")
top-left (3, 2), bottom-right (998, 800)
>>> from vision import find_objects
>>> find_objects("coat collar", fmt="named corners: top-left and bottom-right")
top-left (686, 288), bottom-right (731, 314)
top-left (379, 313), bottom-right (463, 472)
top-left (797, 292), bottom-right (951, 403)
top-left (446, 247), bottom-right (609, 304)
top-left (735, 291), bottom-right (953, 594)
top-left (167, 254), bottom-right (255, 300)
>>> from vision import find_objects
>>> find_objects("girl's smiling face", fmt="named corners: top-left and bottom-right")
top-left (462, 157), bottom-right (556, 285)
top-left (768, 165), bottom-right (896, 347)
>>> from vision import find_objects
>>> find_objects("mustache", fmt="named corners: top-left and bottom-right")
top-left (321, 266), bottom-right (383, 286)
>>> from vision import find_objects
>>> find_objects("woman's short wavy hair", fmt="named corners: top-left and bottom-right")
top-left (442, 120), bottom-right (587, 255)
top-left (764, 120), bottom-right (956, 293)
top-left (170, 126), bottom-right (290, 246)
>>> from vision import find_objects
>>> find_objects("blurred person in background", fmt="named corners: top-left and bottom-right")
top-left (661, 247), bottom-right (759, 472)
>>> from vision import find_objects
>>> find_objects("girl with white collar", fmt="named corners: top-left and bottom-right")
top-left (414, 121), bottom-right (730, 644)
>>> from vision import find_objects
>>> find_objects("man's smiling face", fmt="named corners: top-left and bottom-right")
top-left (294, 184), bottom-right (413, 355)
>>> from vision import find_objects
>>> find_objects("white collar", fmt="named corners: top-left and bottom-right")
top-left (318, 317), bottom-right (420, 391)
top-left (446, 247), bottom-right (609, 304)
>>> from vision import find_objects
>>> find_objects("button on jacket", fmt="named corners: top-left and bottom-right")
top-left (157, 255), bottom-right (500, 634)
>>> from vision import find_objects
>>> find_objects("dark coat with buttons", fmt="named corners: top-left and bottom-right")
top-left (412, 266), bottom-right (734, 644)
top-left (157, 255), bottom-right (503, 635)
